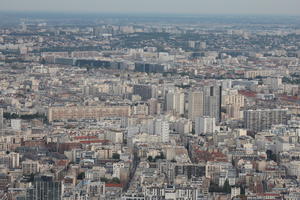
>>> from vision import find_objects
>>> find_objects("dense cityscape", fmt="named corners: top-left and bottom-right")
top-left (0, 12), bottom-right (300, 200)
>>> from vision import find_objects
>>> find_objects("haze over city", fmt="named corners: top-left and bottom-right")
top-left (1, 0), bottom-right (300, 15)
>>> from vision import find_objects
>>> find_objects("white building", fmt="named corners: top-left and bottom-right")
top-left (0, 108), bottom-right (3, 131)
top-left (11, 119), bottom-right (21, 131)
top-left (105, 130), bottom-right (123, 144)
top-left (166, 90), bottom-right (184, 115)
top-left (175, 119), bottom-right (192, 135)
top-left (195, 116), bottom-right (216, 135)
top-left (154, 118), bottom-right (170, 143)
top-left (286, 161), bottom-right (300, 179)
top-left (22, 160), bottom-right (40, 175)
top-left (264, 76), bottom-right (283, 90)
top-left (231, 187), bottom-right (241, 199)
top-left (10, 152), bottom-right (20, 168)
top-left (220, 79), bottom-right (232, 90)
top-left (188, 91), bottom-right (204, 121)
top-left (113, 162), bottom-right (125, 179)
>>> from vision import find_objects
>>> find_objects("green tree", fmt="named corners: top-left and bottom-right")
top-left (209, 182), bottom-right (223, 193)
top-left (223, 179), bottom-right (231, 194)
top-left (77, 172), bottom-right (85, 180)
top-left (112, 153), bottom-right (120, 160)
top-left (191, 128), bottom-right (195, 135)
top-left (28, 173), bottom-right (35, 182)
top-left (240, 186), bottom-right (245, 195)
top-left (100, 177), bottom-right (109, 183)
top-left (147, 156), bottom-right (154, 162)
top-left (266, 150), bottom-right (277, 162)
top-left (111, 177), bottom-right (120, 184)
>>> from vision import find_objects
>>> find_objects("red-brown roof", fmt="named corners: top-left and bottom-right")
top-left (239, 90), bottom-right (257, 97)
top-left (56, 160), bottom-right (69, 166)
top-left (105, 183), bottom-right (123, 187)
top-left (74, 136), bottom-right (98, 140)
top-left (79, 140), bottom-right (109, 144)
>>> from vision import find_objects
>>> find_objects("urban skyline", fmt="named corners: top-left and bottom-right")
top-left (0, 1), bottom-right (300, 200)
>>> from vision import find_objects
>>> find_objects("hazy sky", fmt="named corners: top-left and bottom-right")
top-left (1, 0), bottom-right (300, 15)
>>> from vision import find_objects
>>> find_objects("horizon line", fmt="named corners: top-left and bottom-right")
top-left (0, 10), bottom-right (299, 18)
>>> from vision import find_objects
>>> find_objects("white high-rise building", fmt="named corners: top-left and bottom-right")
top-left (174, 92), bottom-right (185, 115)
top-left (188, 91), bottom-right (204, 121)
top-left (166, 92), bottom-right (174, 111)
top-left (154, 118), bottom-right (169, 143)
top-left (166, 90), bottom-right (184, 115)
top-left (113, 162), bottom-right (125, 179)
top-left (10, 152), bottom-right (20, 168)
top-left (0, 108), bottom-right (3, 131)
top-left (222, 89), bottom-right (244, 108)
top-left (203, 85), bottom-right (222, 123)
top-left (222, 89), bottom-right (244, 120)
top-left (148, 98), bottom-right (160, 115)
top-left (244, 109), bottom-right (288, 132)
top-left (188, 85), bottom-right (222, 123)
top-left (195, 116), bottom-right (216, 135)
